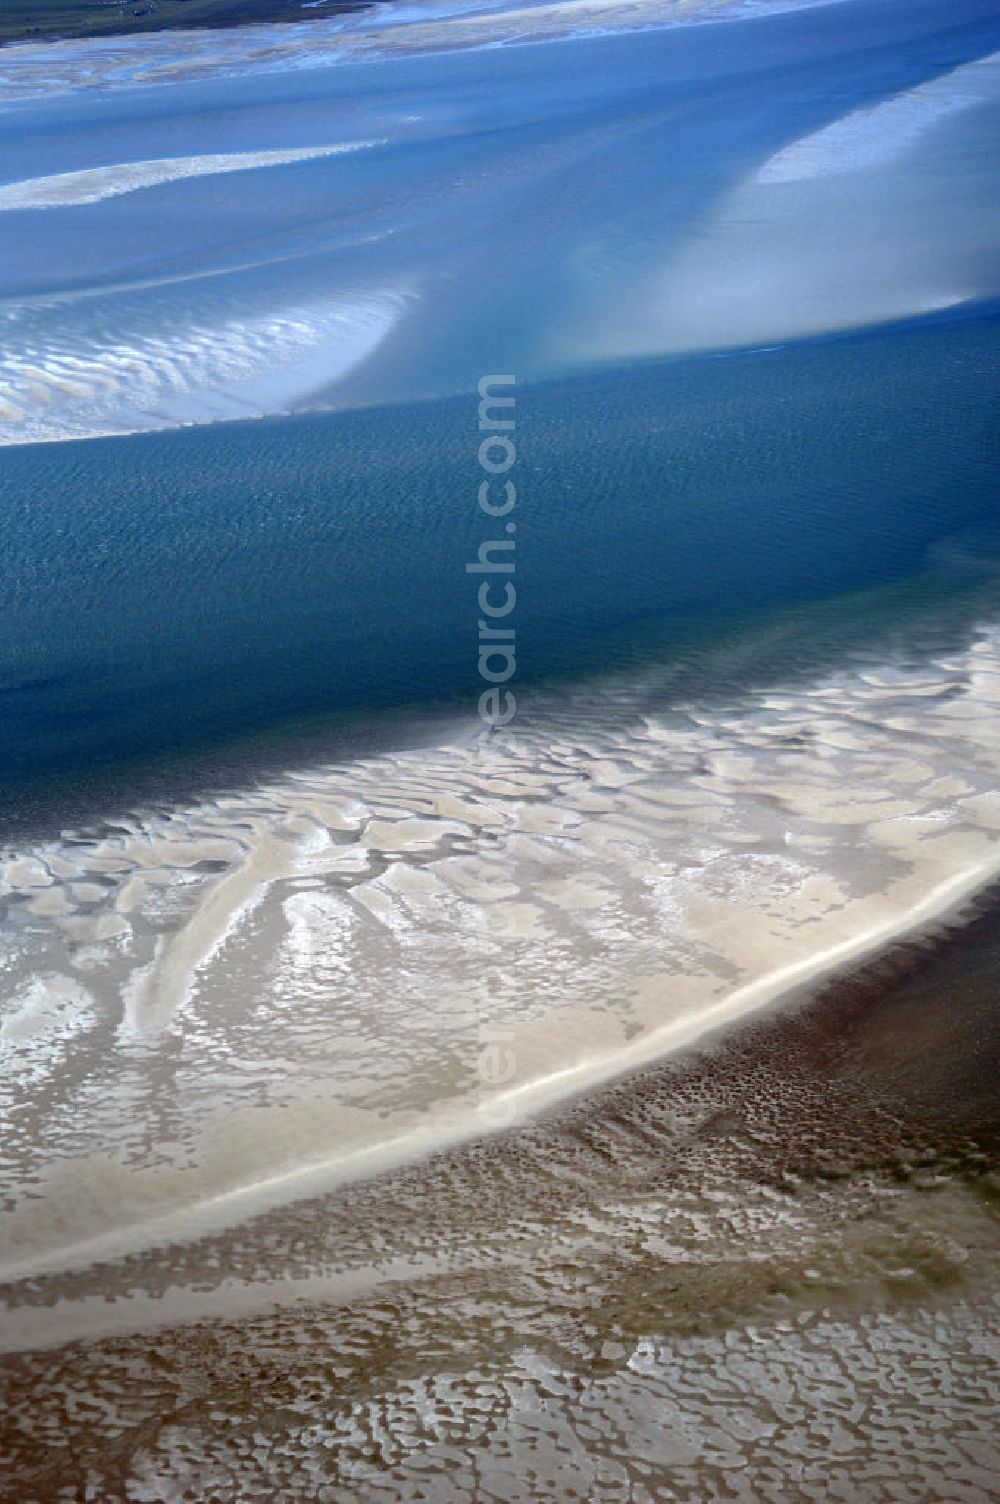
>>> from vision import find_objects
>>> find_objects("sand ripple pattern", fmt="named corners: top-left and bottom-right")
top-left (0, 290), bottom-right (407, 443)
top-left (3, 953), bottom-right (997, 1498)
top-left (3, 623), bottom-right (1000, 1276)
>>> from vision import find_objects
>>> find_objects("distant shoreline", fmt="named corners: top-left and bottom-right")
top-left (0, 0), bottom-right (375, 50)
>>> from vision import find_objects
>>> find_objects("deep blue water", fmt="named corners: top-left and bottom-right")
top-left (2, 307), bottom-right (998, 820)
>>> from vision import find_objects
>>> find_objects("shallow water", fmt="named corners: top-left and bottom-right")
top-left (1, 0), bottom-right (998, 442)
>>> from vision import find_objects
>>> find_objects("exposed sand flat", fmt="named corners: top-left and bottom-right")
top-left (2, 882), bottom-right (998, 1499)
top-left (121, 830), bottom-right (293, 1035)
top-left (2, 621), bottom-right (1000, 1280)
top-left (0, 142), bottom-right (382, 210)
top-left (755, 51), bottom-right (1000, 184)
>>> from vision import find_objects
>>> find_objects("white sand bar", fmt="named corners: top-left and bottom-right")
top-left (0, 142), bottom-right (383, 210)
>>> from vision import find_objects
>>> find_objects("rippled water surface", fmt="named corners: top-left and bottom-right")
top-left (2, 313), bottom-right (999, 795)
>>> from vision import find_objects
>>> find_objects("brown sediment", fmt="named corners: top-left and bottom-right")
top-left (2, 886), bottom-right (998, 1502)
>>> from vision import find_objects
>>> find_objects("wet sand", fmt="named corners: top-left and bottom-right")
top-left (5, 611), bottom-right (1000, 1282)
top-left (1, 880), bottom-right (998, 1500)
